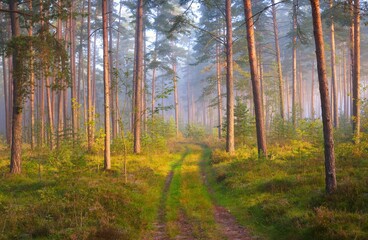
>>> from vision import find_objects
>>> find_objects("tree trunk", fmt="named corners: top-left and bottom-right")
top-left (292, 0), bottom-right (297, 127)
top-left (352, 0), bottom-right (360, 142)
top-left (225, 0), bottom-right (235, 153)
top-left (216, 42), bottom-right (223, 139)
top-left (46, 77), bottom-right (54, 149)
top-left (173, 63), bottom-right (179, 136)
top-left (311, 61), bottom-right (315, 119)
top-left (243, 0), bottom-right (267, 157)
top-left (271, 0), bottom-right (284, 120)
top-left (102, 0), bottom-right (111, 169)
top-left (70, 2), bottom-right (78, 141)
top-left (330, 0), bottom-right (338, 128)
top-left (9, 0), bottom-right (22, 174)
top-left (133, 0), bottom-right (144, 154)
top-left (87, 0), bottom-right (93, 151)
top-left (310, 0), bottom-right (337, 194)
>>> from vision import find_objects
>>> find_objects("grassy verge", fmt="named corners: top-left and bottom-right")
top-left (0, 143), bottom-right (175, 239)
top-left (206, 140), bottom-right (368, 240)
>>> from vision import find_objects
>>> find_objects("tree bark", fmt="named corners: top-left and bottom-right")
top-left (292, 0), bottom-right (297, 127)
top-left (271, 0), bottom-right (284, 120)
top-left (243, 0), bottom-right (267, 157)
top-left (329, 0), bottom-right (338, 128)
top-left (216, 42), bottom-right (223, 139)
top-left (225, 0), bottom-right (234, 153)
top-left (87, 0), bottom-right (93, 151)
top-left (9, 0), bottom-right (22, 174)
top-left (352, 0), bottom-right (360, 142)
top-left (133, 0), bottom-right (144, 154)
top-left (102, 0), bottom-right (111, 169)
top-left (173, 63), bottom-right (179, 136)
top-left (310, 0), bottom-right (337, 194)
top-left (70, 1), bottom-right (78, 141)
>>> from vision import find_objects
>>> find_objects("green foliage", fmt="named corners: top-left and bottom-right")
top-left (184, 124), bottom-right (206, 140)
top-left (6, 31), bottom-right (70, 106)
top-left (234, 97), bottom-right (255, 145)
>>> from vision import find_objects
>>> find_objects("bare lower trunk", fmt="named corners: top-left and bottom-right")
top-left (225, 0), bottom-right (234, 153)
top-left (272, 0), bottom-right (284, 120)
top-left (352, 0), bottom-right (360, 142)
top-left (216, 43), bottom-right (222, 139)
top-left (133, 0), bottom-right (144, 154)
top-left (10, 0), bottom-right (22, 174)
top-left (173, 64), bottom-right (179, 136)
top-left (330, 0), bottom-right (338, 128)
top-left (87, 0), bottom-right (93, 150)
top-left (102, 0), bottom-right (111, 169)
top-left (310, 0), bottom-right (337, 194)
top-left (243, 0), bottom-right (267, 157)
top-left (292, 0), bottom-right (297, 127)
top-left (46, 77), bottom-right (54, 149)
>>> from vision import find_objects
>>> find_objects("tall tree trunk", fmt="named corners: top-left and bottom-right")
top-left (352, 0), bottom-right (360, 142)
top-left (102, 0), bottom-right (111, 169)
top-left (9, 0), bottom-right (22, 174)
top-left (271, 0), bottom-right (284, 120)
top-left (70, 2), bottom-right (78, 141)
top-left (243, 0), bottom-right (267, 157)
top-left (292, 0), bottom-right (297, 127)
top-left (225, 0), bottom-right (235, 153)
top-left (330, 0), bottom-right (338, 128)
top-left (310, 0), bottom-right (337, 194)
top-left (56, 1), bottom-right (63, 148)
top-left (216, 42), bottom-right (223, 139)
top-left (133, 0), bottom-right (144, 154)
top-left (87, 0), bottom-right (93, 150)
top-left (28, 0), bottom-right (35, 150)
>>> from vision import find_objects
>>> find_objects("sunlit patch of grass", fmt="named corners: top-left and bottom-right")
top-left (0, 142), bottom-right (174, 239)
top-left (206, 142), bottom-right (368, 240)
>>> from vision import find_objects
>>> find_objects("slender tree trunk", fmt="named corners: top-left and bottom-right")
top-left (2, 55), bottom-right (9, 145)
top-left (216, 42), bottom-right (223, 139)
top-left (310, 0), bottom-right (337, 194)
top-left (102, 0), bottom-right (111, 169)
top-left (27, 0), bottom-right (35, 150)
top-left (271, 0), bottom-right (284, 120)
top-left (292, 0), bottom-right (297, 127)
top-left (225, 0), bottom-right (235, 153)
top-left (133, 0), bottom-right (144, 154)
top-left (46, 77), bottom-right (54, 149)
top-left (330, 0), bottom-right (338, 128)
top-left (173, 63), bottom-right (179, 136)
top-left (349, 0), bottom-right (354, 123)
top-left (9, 0), bottom-right (22, 174)
top-left (243, 0), bottom-right (267, 157)
top-left (343, 46), bottom-right (348, 117)
top-left (87, 0), bottom-right (93, 150)
top-left (70, 2), bottom-right (78, 141)
top-left (311, 61), bottom-right (315, 119)
top-left (352, 0), bottom-right (360, 142)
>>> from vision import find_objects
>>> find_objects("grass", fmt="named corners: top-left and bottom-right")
top-left (0, 142), bottom-right (176, 239)
top-left (165, 144), bottom-right (222, 239)
top-left (206, 140), bottom-right (368, 240)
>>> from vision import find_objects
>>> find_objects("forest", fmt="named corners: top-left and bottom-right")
top-left (0, 0), bottom-right (368, 239)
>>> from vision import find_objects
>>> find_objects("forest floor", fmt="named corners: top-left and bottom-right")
top-left (0, 139), bottom-right (368, 239)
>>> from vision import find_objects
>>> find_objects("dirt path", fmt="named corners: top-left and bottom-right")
top-left (150, 145), bottom-right (256, 240)
top-left (151, 170), bottom-right (174, 240)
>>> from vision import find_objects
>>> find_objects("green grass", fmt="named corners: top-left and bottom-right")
top-left (0, 143), bottom-right (175, 239)
top-left (205, 140), bottom-right (368, 240)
